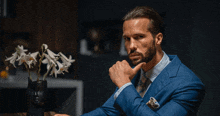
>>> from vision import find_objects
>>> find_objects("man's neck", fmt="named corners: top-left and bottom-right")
top-left (142, 50), bottom-right (164, 72)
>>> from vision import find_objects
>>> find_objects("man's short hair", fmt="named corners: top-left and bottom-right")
top-left (123, 6), bottom-right (164, 38)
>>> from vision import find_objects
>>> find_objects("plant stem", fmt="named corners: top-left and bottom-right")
top-left (37, 52), bottom-right (45, 81)
top-left (43, 64), bottom-right (54, 80)
top-left (24, 63), bottom-right (32, 81)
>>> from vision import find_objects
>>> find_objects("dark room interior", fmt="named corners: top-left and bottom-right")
top-left (0, 0), bottom-right (219, 116)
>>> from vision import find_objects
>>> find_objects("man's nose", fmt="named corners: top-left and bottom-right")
top-left (129, 38), bottom-right (137, 51)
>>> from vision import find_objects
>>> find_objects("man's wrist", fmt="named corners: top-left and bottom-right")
top-left (114, 82), bottom-right (132, 99)
top-left (117, 79), bottom-right (131, 88)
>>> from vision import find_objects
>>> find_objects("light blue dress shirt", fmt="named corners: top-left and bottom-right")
top-left (114, 51), bottom-right (171, 99)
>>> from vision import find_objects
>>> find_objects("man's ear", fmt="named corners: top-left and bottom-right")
top-left (155, 33), bottom-right (163, 45)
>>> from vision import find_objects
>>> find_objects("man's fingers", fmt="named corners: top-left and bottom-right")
top-left (133, 62), bottom-right (146, 74)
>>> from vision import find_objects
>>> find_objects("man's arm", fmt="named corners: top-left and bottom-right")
top-left (114, 78), bottom-right (205, 116)
top-left (55, 81), bottom-right (204, 116)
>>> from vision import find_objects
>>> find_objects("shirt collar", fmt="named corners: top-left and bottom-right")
top-left (141, 51), bottom-right (171, 82)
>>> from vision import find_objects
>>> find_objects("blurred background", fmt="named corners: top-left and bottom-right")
top-left (0, 0), bottom-right (219, 115)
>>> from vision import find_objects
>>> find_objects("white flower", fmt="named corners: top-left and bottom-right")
top-left (5, 44), bottom-right (74, 80)
top-left (5, 45), bottom-right (28, 67)
top-left (26, 52), bottom-right (39, 68)
top-left (17, 55), bottom-right (32, 68)
top-left (59, 52), bottom-right (75, 67)
top-left (16, 45), bottom-right (27, 57)
top-left (5, 52), bottom-right (18, 67)
top-left (42, 53), bottom-right (57, 71)
top-left (49, 64), bottom-right (63, 78)
top-left (57, 61), bottom-right (69, 74)
top-left (47, 49), bottom-right (59, 59)
top-left (42, 44), bottom-right (48, 50)
top-left (16, 52), bottom-right (39, 68)
top-left (25, 58), bottom-right (34, 69)
top-left (30, 52), bottom-right (39, 64)
top-left (49, 65), bottom-right (58, 78)
top-left (17, 54), bottom-right (27, 66)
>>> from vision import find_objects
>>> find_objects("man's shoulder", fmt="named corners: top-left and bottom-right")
top-left (167, 55), bottom-right (204, 84)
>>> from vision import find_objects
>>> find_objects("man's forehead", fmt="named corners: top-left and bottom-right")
top-left (122, 18), bottom-right (150, 36)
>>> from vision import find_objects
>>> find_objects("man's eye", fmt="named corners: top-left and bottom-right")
top-left (124, 37), bottom-right (130, 41)
top-left (137, 35), bottom-right (144, 39)
top-left (134, 36), bottom-right (141, 40)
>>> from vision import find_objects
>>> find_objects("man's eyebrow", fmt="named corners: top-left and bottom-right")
top-left (133, 33), bottom-right (145, 36)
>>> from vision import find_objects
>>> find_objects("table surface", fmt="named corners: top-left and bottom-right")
top-left (1, 111), bottom-right (56, 116)
top-left (0, 71), bottom-right (83, 88)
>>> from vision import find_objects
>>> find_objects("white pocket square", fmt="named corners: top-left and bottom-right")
top-left (146, 97), bottom-right (160, 110)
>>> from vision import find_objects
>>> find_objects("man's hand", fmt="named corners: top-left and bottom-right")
top-left (109, 60), bottom-right (145, 88)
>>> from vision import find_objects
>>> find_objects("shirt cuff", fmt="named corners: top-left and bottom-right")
top-left (114, 82), bottom-right (132, 100)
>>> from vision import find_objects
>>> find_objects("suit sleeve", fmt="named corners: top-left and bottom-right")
top-left (114, 79), bottom-right (205, 116)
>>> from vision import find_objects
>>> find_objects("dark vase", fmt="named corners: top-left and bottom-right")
top-left (26, 78), bottom-right (48, 116)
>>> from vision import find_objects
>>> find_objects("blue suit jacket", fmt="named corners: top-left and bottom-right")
top-left (82, 55), bottom-right (205, 116)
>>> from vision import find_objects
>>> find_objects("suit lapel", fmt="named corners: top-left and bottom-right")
top-left (143, 71), bottom-right (170, 100)
top-left (142, 55), bottom-right (182, 101)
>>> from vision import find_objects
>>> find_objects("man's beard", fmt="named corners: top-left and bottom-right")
top-left (129, 40), bottom-right (156, 66)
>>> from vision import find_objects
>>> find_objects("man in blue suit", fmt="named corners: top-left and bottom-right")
top-left (55, 6), bottom-right (205, 116)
